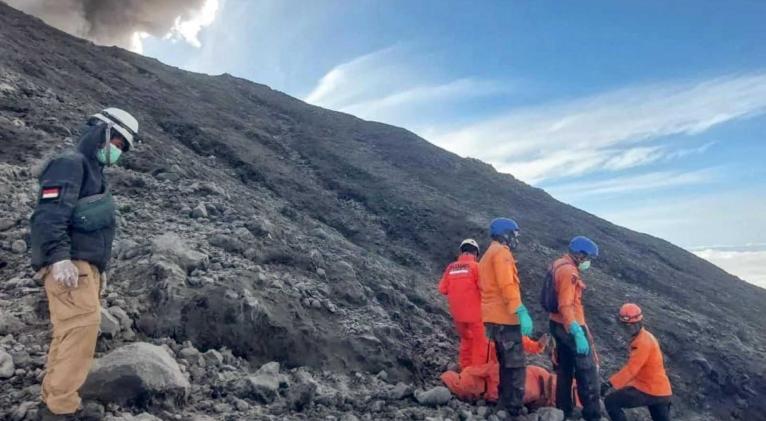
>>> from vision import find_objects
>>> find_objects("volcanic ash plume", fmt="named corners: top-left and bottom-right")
top-left (5, 0), bottom-right (219, 53)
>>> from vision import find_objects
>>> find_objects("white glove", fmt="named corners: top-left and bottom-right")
top-left (52, 260), bottom-right (79, 288)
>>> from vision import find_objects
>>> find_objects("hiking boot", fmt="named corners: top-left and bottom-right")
top-left (36, 401), bottom-right (105, 421)
top-left (79, 401), bottom-right (105, 421)
top-left (37, 405), bottom-right (74, 421)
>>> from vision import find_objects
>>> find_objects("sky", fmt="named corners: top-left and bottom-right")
top-left (19, 0), bottom-right (764, 286)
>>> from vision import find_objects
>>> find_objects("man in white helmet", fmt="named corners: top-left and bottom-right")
top-left (438, 239), bottom-right (489, 370)
top-left (29, 108), bottom-right (139, 419)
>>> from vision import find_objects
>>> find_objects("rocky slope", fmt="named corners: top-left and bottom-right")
top-left (1, 2), bottom-right (765, 420)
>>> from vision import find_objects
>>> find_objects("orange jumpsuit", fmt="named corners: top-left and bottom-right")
top-left (610, 328), bottom-right (672, 397)
top-left (479, 241), bottom-right (522, 325)
top-left (548, 255), bottom-right (586, 328)
top-left (438, 253), bottom-right (487, 369)
top-left (441, 338), bottom-right (568, 405)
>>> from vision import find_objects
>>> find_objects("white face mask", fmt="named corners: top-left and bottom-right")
top-left (578, 260), bottom-right (591, 271)
top-left (97, 143), bottom-right (122, 166)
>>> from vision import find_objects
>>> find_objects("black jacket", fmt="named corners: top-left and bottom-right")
top-left (30, 124), bottom-right (116, 272)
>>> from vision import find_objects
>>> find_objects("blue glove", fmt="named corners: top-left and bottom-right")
top-left (515, 304), bottom-right (534, 336)
top-left (569, 322), bottom-right (590, 355)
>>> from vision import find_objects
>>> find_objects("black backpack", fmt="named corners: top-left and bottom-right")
top-left (540, 261), bottom-right (574, 313)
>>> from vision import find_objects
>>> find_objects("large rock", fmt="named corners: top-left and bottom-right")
top-left (99, 308), bottom-right (121, 338)
top-left (151, 233), bottom-right (208, 273)
top-left (0, 349), bottom-right (15, 378)
top-left (415, 386), bottom-right (451, 407)
top-left (244, 361), bottom-right (281, 403)
top-left (0, 310), bottom-right (25, 335)
top-left (10, 239), bottom-right (26, 254)
top-left (287, 382), bottom-right (317, 411)
top-left (208, 233), bottom-right (245, 253)
top-left (0, 218), bottom-right (16, 231)
top-left (108, 306), bottom-right (133, 330)
top-left (386, 382), bottom-right (415, 400)
top-left (81, 342), bottom-right (190, 405)
top-left (536, 407), bottom-right (565, 421)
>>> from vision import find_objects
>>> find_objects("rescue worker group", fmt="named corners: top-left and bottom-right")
top-left (27, 108), bottom-right (671, 421)
top-left (439, 224), bottom-right (673, 421)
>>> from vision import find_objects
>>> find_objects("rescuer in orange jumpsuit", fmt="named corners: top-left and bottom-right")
top-left (479, 218), bottom-right (533, 417)
top-left (438, 239), bottom-right (486, 369)
top-left (441, 335), bottom-right (582, 409)
top-left (601, 304), bottom-right (672, 421)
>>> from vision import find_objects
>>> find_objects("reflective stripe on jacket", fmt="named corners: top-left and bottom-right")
top-left (438, 253), bottom-right (481, 322)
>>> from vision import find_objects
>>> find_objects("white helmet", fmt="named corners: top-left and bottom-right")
top-left (460, 238), bottom-right (480, 254)
top-left (91, 107), bottom-right (140, 151)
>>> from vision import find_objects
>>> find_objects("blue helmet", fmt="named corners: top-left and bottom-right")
top-left (490, 218), bottom-right (520, 238)
top-left (569, 236), bottom-right (599, 258)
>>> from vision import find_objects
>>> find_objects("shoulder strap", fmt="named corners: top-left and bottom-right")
top-left (549, 260), bottom-right (575, 289)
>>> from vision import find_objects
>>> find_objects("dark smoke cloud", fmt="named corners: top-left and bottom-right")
top-left (6, 0), bottom-right (216, 52)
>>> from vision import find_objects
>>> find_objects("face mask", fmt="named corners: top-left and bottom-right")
top-left (578, 260), bottom-right (591, 271)
top-left (97, 143), bottom-right (122, 166)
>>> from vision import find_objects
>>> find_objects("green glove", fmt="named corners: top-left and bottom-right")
top-left (569, 322), bottom-right (590, 355)
top-left (515, 304), bottom-right (534, 336)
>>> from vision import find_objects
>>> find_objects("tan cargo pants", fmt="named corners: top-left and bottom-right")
top-left (40, 260), bottom-right (102, 415)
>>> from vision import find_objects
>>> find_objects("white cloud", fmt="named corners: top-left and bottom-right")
top-left (167, 0), bottom-right (219, 48)
top-left (597, 189), bottom-right (766, 249)
top-left (304, 46), bottom-right (409, 108)
top-left (429, 73), bottom-right (766, 183)
top-left (498, 146), bottom-right (670, 184)
top-left (304, 46), bottom-right (509, 126)
top-left (692, 248), bottom-right (766, 289)
top-left (546, 168), bottom-right (716, 198)
top-left (342, 78), bottom-right (506, 122)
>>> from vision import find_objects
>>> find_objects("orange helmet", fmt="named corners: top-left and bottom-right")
top-left (618, 303), bottom-right (643, 324)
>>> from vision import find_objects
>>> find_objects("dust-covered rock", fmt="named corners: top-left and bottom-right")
top-left (0, 350), bottom-right (14, 379)
top-left (100, 308), bottom-right (122, 338)
top-left (81, 342), bottom-right (190, 405)
top-left (243, 361), bottom-right (281, 403)
top-left (151, 233), bottom-right (208, 273)
top-left (536, 407), bottom-right (565, 421)
top-left (415, 386), bottom-right (452, 407)
top-left (0, 311), bottom-right (25, 335)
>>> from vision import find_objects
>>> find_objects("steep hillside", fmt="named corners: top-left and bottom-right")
top-left (1, 3), bottom-right (765, 420)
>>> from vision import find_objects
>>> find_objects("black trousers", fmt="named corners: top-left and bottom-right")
top-left (485, 323), bottom-right (525, 415)
top-left (550, 321), bottom-right (602, 421)
top-left (605, 387), bottom-right (671, 421)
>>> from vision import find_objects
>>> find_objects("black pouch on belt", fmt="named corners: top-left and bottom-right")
top-left (71, 191), bottom-right (116, 232)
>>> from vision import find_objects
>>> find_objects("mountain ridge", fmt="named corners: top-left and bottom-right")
top-left (1, 2), bottom-right (765, 419)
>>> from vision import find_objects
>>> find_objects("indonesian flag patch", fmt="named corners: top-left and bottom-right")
top-left (41, 186), bottom-right (61, 200)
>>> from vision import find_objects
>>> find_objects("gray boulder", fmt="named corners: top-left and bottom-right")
top-left (415, 386), bottom-right (452, 407)
top-left (536, 407), bottom-right (565, 421)
top-left (386, 382), bottom-right (415, 400)
top-left (208, 233), bottom-right (245, 253)
top-left (0, 218), bottom-right (15, 231)
top-left (81, 342), bottom-right (190, 405)
top-left (152, 233), bottom-right (208, 273)
top-left (287, 381), bottom-right (317, 411)
top-left (10, 239), bottom-right (26, 254)
top-left (0, 310), bottom-right (25, 335)
top-left (244, 361), bottom-right (281, 403)
top-left (108, 306), bottom-right (133, 330)
top-left (9, 401), bottom-right (36, 421)
top-left (99, 308), bottom-right (121, 338)
top-left (0, 350), bottom-right (15, 378)
top-left (191, 203), bottom-right (208, 219)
